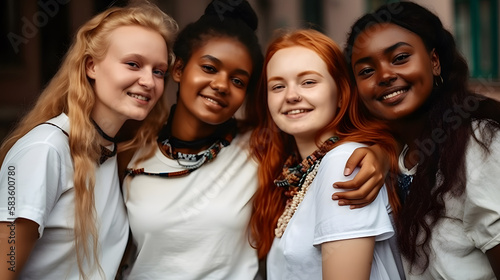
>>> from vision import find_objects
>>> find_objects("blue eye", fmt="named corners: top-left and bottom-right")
top-left (153, 69), bottom-right (166, 78)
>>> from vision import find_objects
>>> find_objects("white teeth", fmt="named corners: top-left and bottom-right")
top-left (204, 97), bottom-right (220, 105)
top-left (286, 109), bottom-right (307, 115)
top-left (129, 93), bottom-right (149, 101)
top-left (382, 89), bottom-right (407, 100)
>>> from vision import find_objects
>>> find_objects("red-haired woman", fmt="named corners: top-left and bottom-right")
top-left (249, 29), bottom-right (404, 279)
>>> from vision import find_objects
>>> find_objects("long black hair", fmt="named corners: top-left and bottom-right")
top-left (345, 1), bottom-right (500, 272)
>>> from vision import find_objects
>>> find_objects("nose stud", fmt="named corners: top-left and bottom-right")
top-left (289, 95), bottom-right (302, 102)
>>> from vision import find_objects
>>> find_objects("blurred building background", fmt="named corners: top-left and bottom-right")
top-left (1, 0), bottom-right (499, 142)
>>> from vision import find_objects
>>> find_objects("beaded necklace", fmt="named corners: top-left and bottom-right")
top-left (125, 136), bottom-right (233, 178)
top-left (274, 136), bottom-right (339, 237)
top-left (126, 105), bottom-right (237, 178)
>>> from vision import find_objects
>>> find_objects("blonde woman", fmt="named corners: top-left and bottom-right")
top-left (0, 2), bottom-right (177, 279)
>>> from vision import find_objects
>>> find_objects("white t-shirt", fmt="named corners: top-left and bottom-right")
top-left (124, 131), bottom-right (259, 279)
top-left (0, 113), bottom-right (129, 279)
top-left (403, 122), bottom-right (500, 279)
top-left (267, 142), bottom-right (402, 280)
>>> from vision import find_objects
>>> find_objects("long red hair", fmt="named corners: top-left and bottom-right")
top-left (248, 29), bottom-right (400, 259)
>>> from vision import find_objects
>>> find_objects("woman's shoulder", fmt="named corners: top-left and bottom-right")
top-left (469, 119), bottom-right (500, 154)
top-left (464, 120), bottom-right (500, 183)
top-left (324, 141), bottom-right (368, 160)
top-left (231, 128), bottom-right (253, 151)
top-left (316, 142), bottom-right (368, 181)
top-left (9, 113), bottom-right (70, 156)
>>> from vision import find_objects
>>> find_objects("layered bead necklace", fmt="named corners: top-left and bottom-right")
top-left (126, 105), bottom-right (237, 178)
top-left (274, 136), bottom-right (339, 237)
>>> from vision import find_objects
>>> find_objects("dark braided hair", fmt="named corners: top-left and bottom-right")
top-left (344, 1), bottom-right (500, 272)
top-left (173, 0), bottom-right (263, 105)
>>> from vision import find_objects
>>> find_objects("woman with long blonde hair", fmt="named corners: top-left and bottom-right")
top-left (0, 2), bottom-right (177, 279)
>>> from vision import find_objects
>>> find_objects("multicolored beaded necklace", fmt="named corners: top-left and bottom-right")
top-left (126, 105), bottom-right (237, 178)
top-left (274, 136), bottom-right (340, 237)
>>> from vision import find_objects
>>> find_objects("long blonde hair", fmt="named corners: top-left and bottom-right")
top-left (0, 2), bottom-right (177, 278)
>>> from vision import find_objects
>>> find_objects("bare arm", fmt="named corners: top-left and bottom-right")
top-left (486, 244), bottom-right (500, 278)
top-left (322, 237), bottom-right (375, 280)
top-left (332, 144), bottom-right (389, 209)
top-left (0, 219), bottom-right (38, 279)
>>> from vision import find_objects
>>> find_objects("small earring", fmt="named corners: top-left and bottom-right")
top-left (434, 75), bottom-right (444, 87)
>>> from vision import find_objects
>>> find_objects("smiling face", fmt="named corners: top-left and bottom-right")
top-left (172, 37), bottom-right (252, 129)
top-left (267, 46), bottom-right (339, 153)
top-left (86, 25), bottom-right (168, 126)
top-left (351, 23), bottom-right (441, 121)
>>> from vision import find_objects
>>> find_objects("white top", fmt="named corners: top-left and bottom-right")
top-left (267, 142), bottom-right (402, 280)
top-left (124, 131), bottom-right (259, 279)
top-left (403, 122), bottom-right (500, 279)
top-left (0, 113), bottom-right (129, 279)
top-left (398, 145), bottom-right (417, 176)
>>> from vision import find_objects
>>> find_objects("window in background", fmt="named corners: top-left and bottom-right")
top-left (1, 1), bottom-right (23, 67)
top-left (302, 0), bottom-right (323, 30)
top-left (455, 0), bottom-right (498, 78)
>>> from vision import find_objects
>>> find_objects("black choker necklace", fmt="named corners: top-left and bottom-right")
top-left (125, 104), bottom-right (238, 178)
top-left (168, 135), bottom-right (218, 150)
top-left (92, 119), bottom-right (116, 143)
top-left (157, 104), bottom-right (235, 151)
